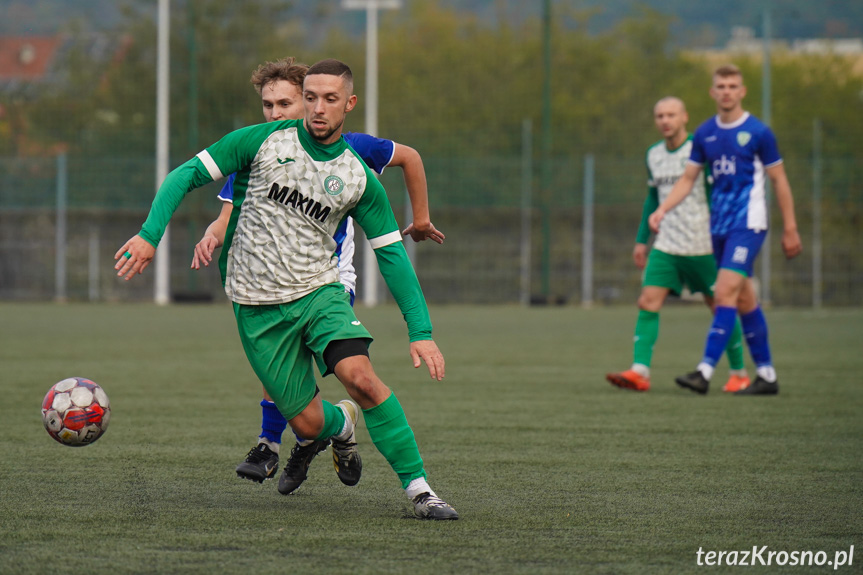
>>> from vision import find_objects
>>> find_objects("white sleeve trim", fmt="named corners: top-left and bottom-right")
top-left (378, 142), bottom-right (396, 175)
top-left (764, 158), bottom-right (784, 169)
top-left (196, 150), bottom-right (225, 181)
top-left (368, 230), bottom-right (403, 249)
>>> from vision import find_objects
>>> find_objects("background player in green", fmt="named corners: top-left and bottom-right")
top-left (114, 59), bottom-right (458, 520)
top-left (606, 97), bottom-right (749, 392)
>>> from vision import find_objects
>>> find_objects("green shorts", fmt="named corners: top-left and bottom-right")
top-left (232, 283), bottom-right (373, 420)
top-left (642, 249), bottom-right (717, 297)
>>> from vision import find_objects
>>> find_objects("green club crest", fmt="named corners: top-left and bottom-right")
top-left (737, 131), bottom-right (751, 147)
top-left (324, 175), bottom-right (345, 196)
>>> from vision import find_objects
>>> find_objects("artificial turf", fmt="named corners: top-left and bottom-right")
top-left (1, 303), bottom-right (860, 574)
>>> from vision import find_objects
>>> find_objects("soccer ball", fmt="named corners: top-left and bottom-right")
top-left (41, 377), bottom-right (111, 447)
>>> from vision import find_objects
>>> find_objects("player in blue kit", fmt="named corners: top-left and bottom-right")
top-left (189, 57), bottom-right (445, 490)
top-left (649, 64), bottom-right (802, 395)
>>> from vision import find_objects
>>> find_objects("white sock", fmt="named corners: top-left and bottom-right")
top-left (333, 405), bottom-right (354, 442)
top-left (756, 365), bottom-right (777, 383)
top-left (405, 477), bottom-right (434, 500)
top-left (630, 364), bottom-right (650, 378)
top-left (257, 437), bottom-right (280, 455)
top-left (288, 429), bottom-right (315, 447)
top-left (729, 369), bottom-right (748, 378)
top-left (697, 362), bottom-right (714, 381)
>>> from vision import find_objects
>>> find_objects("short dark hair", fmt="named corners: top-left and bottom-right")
top-left (250, 57), bottom-right (309, 96)
top-left (305, 59), bottom-right (354, 93)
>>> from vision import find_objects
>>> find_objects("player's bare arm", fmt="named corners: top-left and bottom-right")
top-left (649, 162), bottom-right (702, 232)
top-left (390, 143), bottom-right (445, 244)
top-left (191, 202), bottom-right (232, 269)
top-left (114, 234), bottom-right (156, 280)
top-left (766, 163), bottom-right (803, 260)
top-left (410, 339), bottom-right (445, 381)
top-left (632, 243), bottom-right (649, 270)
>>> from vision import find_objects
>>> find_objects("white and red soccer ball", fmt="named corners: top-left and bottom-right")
top-left (41, 377), bottom-right (111, 446)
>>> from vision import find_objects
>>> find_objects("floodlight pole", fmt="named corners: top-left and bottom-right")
top-left (154, 0), bottom-right (171, 305)
top-left (342, 0), bottom-right (401, 307)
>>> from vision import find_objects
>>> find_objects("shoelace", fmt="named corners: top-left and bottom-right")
top-left (284, 442), bottom-right (324, 473)
top-left (245, 445), bottom-right (272, 464)
top-left (414, 492), bottom-right (448, 507)
top-left (331, 440), bottom-right (357, 455)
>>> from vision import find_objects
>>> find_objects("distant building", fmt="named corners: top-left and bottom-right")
top-left (0, 33), bottom-right (131, 95)
top-left (0, 36), bottom-right (62, 91)
top-left (792, 38), bottom-right (863, 55)
top-left (0, 33), bottom-right (131, 155)
top-left (722, 26), bottom-right (862, 55)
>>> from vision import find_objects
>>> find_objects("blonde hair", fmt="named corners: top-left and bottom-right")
top-left (250, 57), bottom-right (309, 96)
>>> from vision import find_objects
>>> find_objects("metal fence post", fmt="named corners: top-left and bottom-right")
top-left (760, 7), bottom-right (772, 306)
top-left (54, 153), bottom-right (67, 302)
top-left (520, 118), bottom-right (533, 306)
top-left (812, 118), bottom-right (823, 309)
top-left (89, 226), bottom-right (100, 302)
top-left (581, 154), bottom-right (594, 308)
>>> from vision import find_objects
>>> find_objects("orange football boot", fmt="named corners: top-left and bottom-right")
top-left (606, 370), bottom-right (651, 392)
top-left (723, 374), bottom-right (751, 393)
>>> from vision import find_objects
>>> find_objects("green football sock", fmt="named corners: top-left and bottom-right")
top-left (363, 392), bottom-right (426, 490)
top-left (633, 309), bottom-right (660, 367)
top-left (314, 399), bottom-right (346, 441)
top-left (725, 316), bottom-right (746, 371)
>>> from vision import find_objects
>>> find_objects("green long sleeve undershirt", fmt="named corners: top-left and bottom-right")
top-left (139, 157), bottom-right (212, 248)
top-left (635, 186), bottom-right (659, 245)
top-left (373, 242), bottom-right (433, 342)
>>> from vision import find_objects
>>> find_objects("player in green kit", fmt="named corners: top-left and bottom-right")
top-left (606, 97), bottom-right (749, 392)
top-left (114, 59), bottom-right (457, 520)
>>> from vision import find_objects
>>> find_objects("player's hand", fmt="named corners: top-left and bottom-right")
top-left (402, 221), bottom-right (445, 244)
top-left (782, 228), bottom-right (803, 260)
top-left (633, 243), bottom-right (648, 269)
top-left (114, 235), bottom-right (156, 280)
top-left (648, 208), bottom-right (665, 233)
top-left (191, 234), bottom-right (220, 269)
top-left (409, 340), bottom-right (445, 381)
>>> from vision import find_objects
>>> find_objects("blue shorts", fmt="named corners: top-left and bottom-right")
top-left (712, 229), bottom-right (767, 277)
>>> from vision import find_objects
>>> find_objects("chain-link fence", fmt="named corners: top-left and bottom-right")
top-left (2, 146), bottom-right (859, 307)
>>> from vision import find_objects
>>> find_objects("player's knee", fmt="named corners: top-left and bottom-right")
top-left (326, 340), bottom-right (389, 404)
top-left (714, 283), bottom-right (741, 306)
top-left (290, 417), bottom-right (323, 440)
top-left (339, 363), bottom-right (381, 401)
top-left (737, 284), bottom-right (759, 313)
top-left (637, 292), bottom-right (661, 312)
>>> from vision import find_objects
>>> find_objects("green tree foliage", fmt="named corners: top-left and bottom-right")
top-left (29, 0), bottom-right (296, 159)
top-left (15, 0), bottom-right (863, 184)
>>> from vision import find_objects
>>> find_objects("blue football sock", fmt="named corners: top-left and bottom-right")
top-left (741, 307), bottom-right (773, 368)
top-left (702, 306), bottom-right (738, 368)
top-left (260, 399), bottom-right (288, 444)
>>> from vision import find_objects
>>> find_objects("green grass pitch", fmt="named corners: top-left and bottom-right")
top-left (1, 302), bottom-right (861, 574)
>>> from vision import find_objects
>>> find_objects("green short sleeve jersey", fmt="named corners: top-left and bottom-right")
top-left (196, 120), bottom-right (401, 305)
top-left (646, 136), bottom-right (712, 256)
